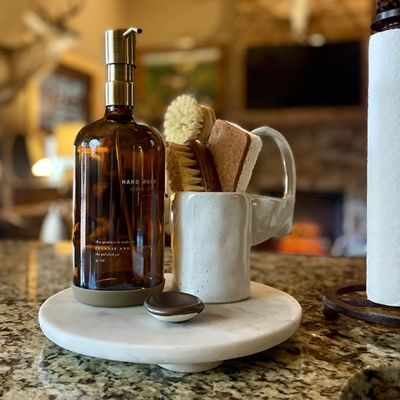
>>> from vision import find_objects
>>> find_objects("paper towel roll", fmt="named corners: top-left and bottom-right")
top-left (367, 29), bottom-right (400, 306)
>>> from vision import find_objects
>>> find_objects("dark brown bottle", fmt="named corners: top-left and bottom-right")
top-left (72, 28), bottom-right (165, 306)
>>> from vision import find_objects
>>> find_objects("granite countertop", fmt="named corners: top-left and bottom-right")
top-left (0, 241), bottom-right (399, 399)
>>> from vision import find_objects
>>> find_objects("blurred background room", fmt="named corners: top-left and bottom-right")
top-left (0, 0), bottom-right (372, 256)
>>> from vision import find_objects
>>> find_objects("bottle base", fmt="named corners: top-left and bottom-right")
top-left (72, 280), bottom-right (165, 307)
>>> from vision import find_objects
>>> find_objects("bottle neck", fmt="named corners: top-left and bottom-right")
top-left (105, 64), bottom-right (135, 107)
top-left (104, 105), bottom-right (134, 121)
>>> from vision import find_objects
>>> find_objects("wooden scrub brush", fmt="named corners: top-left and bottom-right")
top-left (167, 140), bottom-right (221, 192)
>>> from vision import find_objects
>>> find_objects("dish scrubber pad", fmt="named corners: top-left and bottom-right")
top-left (207, 119), bottom-right (262, 192)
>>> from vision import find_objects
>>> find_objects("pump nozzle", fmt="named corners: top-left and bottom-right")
top-left (123, 27), bottom-right (143, 37)
top-left (105, 28), bottom-right (142, 106)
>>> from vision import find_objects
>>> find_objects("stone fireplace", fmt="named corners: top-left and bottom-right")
top-left (249, 122), bottom-right (367, 256)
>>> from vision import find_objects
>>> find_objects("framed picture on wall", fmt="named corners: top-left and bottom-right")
top-left (24, 54), bottom-right (104, 179)
top-left (136, 47), bottom-right (224, 124)
top-left (37, 64), bottom-right (91, 133)
top-left (26, 53), bottom-right (104, 136)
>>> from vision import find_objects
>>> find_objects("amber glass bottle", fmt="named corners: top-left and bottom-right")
top-left (72, 28), bottom-right (165, 306)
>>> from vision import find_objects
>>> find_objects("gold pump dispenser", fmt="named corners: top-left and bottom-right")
top-left (105, 27), bottom-right (142, 106)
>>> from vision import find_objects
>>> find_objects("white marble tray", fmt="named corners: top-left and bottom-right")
top-left (38, 274), bottom-right (301, 372)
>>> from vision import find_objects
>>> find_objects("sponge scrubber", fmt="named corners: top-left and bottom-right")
top-left (207, 120), bottom-right (262, 192)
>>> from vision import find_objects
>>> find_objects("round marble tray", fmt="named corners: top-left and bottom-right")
top-left (38, 274), bottom-right (301, 372)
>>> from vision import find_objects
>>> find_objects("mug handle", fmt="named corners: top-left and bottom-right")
top-left (250, 126), bottom-right (296, 246)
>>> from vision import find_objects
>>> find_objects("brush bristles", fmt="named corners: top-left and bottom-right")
top-left (166, 143), bottom-right (205, 192)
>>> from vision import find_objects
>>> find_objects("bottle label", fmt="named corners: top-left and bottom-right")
top-left (121, 179), bottom-right (157, 191)
top-left (93, 240), bottom-right (132, 263)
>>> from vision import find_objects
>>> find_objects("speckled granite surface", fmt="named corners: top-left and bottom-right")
top-left (0, 241), bottom-right (399, 399)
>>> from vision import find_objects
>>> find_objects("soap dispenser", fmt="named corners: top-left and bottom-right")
top-left (72, 28), bottom-right (165, 307)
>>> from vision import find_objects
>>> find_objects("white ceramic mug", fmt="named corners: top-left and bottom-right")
top-left (170, 126), bottom-right (296, 303)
